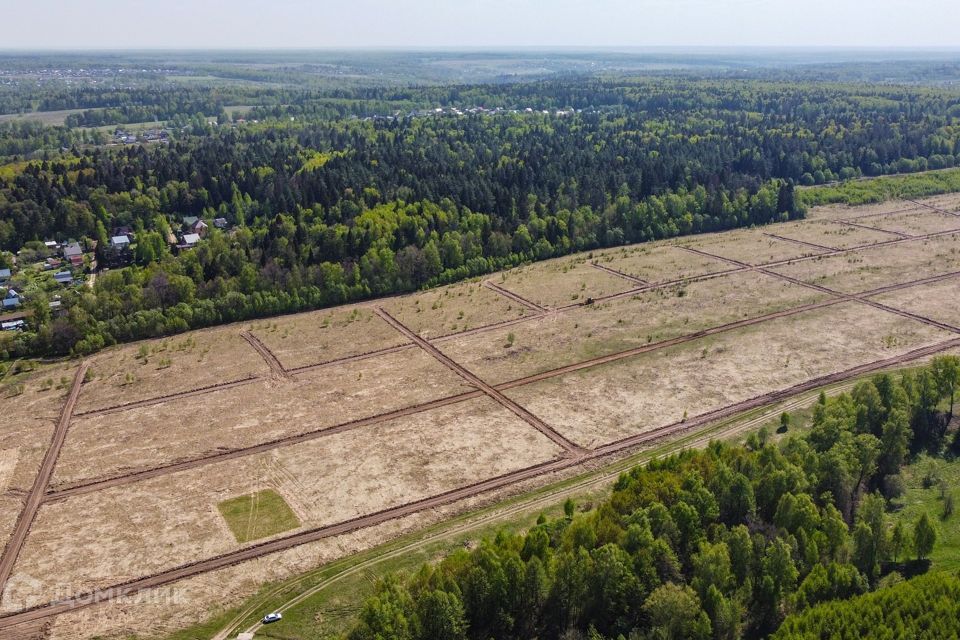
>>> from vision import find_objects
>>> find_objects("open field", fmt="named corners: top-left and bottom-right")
top-left (494, 255), bottom-right (637, 308)
top-left (381, 278), bottom-right (530, 336)
top-left (590, 243), bottom-right (732, 283)
top-left (770, 219), bottom-right (897, 248)
top-left (54, 348), bottom-right (472, 483)
top-left (678, 227), bottom-right (825, 264)
top-left (443, 270), bottom-right (830, 384)
top-left (505, 302), bottom-right (950, 448)
top-left (0, 109), bottom-right (86, 126)
top-left (14, 398), bottom-right (560, 601)
top-left (855, 209), bottom-right (960, 236)
top-left (6, 193), bottom-right (960, 638)
top-left (804, 200), bottom-right (927, 221)
top-left (248, 305), bottom-right (408, 370)
top-left (767, 233), bottom-right (960, 293)
top-left (77, 328), bottom-right (269, 413)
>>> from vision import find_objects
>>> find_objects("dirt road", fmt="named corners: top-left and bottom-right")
top-left (0, 362), bottom-right (88, 598)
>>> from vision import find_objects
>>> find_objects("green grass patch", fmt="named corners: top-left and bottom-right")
top-left (799, 167), bottom-right (960, 207)
top-left (218, 489), bottom-right (300, 544)
top-left (892, 454), bottom-right (960, 571)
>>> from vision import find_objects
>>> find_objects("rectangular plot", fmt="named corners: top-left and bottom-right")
top-left (381, 279), bottom-right (529, 338)
top-left (55, 348), bottom-right (472, 484)
top-left (591, 244), bottom-right (731, 283)
top-left (250, 304), bottom-right (407, 370)
top-left (78, 327), bottom-right (269, 413)
top-left (773, 220), bottom-right (896, 249)
top-left (916, 193), bottom-right (960, 214)
top-left (442, 270), bottom-right (830, 385)
top-left (494, 256), bottom-right (637, 309)
top-left (680, 228), bottom-right (823, 265)
top-left (18, 397), bottom-right (562, 597)
top-left (856, 210), bottom-right (960, 236)
top-left (805, 200), bottom-right (925, 221)
top-left (768, 234), bottom-right (960, 293)
top-left (871, 278), bottom-right (960, 329)
top-left (505, 302), bottom-right (952, 448)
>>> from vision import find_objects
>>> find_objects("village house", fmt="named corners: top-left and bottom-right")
top-left (213, 217), bottom-right (229, 230)
top-left (1, 319), bottom-right (25, 332)
top-left (0, 268), bottom-right (10, 284)
top-left (53, 271), bottom-right (73, 286)
top-left (181, 233), bottom-right (201, 248)
top-left (110, 235), bottom-right (131, 249)
top-left (2, 289), bottom-right (21, 309)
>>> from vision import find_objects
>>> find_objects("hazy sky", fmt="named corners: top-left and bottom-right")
top-left (2, 0), bottom-right (959, 49)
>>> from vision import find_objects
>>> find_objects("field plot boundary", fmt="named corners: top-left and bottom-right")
top-left (482, 281), bottom-right (550, 313)
top-left (0, 363), bottom-right (88, 597)
top-left (374, 308), bottom-right (584, 454)
top-left (833, 219), bottom-right (912, 239)
top-left (589, 262), bottom-right (649, 285)
top-left (907, 199), bottom-right (960, 217)
top-left (240, 331), bottom-right (292, 380)
top-left (763, 232), bottom-right (835, 252)
top-left (5, 337), bottom-right (960, 629)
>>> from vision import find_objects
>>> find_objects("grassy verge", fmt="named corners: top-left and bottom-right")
top-left (799, 167), bottom-right (960, 207)
top-left (217, 490), bottom-right (301, 544)
top-left (892, 454), bottom-right (960, 571)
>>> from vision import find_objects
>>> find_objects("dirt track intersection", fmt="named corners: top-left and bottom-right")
top-left (3, 194), bottom-right (960, 639)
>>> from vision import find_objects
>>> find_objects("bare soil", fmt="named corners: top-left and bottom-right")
top-left (855, 210), bottom-right (960, 236)
top-left (771, 219), bottom-right (897, 248)
top-left (506, 302), bottom-right (952, 448)
top-left (679, 228), bottom-right (825, 264)
top-left (591, 243), bottom-right (731, 283)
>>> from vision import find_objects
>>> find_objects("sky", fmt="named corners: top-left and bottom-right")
top-left (1, 0), bottom-right (959, 50)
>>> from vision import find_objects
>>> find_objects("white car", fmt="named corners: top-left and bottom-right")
top-left (262, 612), bottom-right (282, 624)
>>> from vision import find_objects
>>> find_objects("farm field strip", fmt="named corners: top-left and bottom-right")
top-left (589, 262), bottom-right (649, 285)
top-left (482, 281), bottom-right (549, 313)
top-left (0, 363), bottom-right (88, 598)
top-left (763, 232), bottom-right (835, 252)
top-left (833, 219), bottom-right (913, 238)
top-left (43, 267), bottom-right (960, 501)
top-left (679, 245), bottom-right (960, 336)
top-left (5, 335), bottom-right (960, 630)
top-left (907, 198), bottom-right (960, 217)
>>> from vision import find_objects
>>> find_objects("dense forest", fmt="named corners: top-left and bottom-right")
top-left (2, 77), bottom-right (960, 358)
top-left (345, 357), bottom-right (960, 640)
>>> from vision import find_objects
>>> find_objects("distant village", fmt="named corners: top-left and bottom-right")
top-left (0, 214), bottom-right (230, 332)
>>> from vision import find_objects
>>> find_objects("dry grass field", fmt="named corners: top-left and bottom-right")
top-left (494, 255), bottom-right (637, 307)
top-left (3, 194), bottom-right (960, 639)
top-left (767, 233), bottom-right (960, 292)
top-left (248, 305), bottom-right (407, 370)
top-left (591, 243), bottom-right (731, 283)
